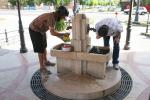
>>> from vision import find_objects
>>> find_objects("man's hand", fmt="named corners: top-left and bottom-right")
top-left (64, 33), bottom-right (70, 37)
top-left (114, 36), bottom-right (120, 43)
top-left (49, 26), bottom-right (70, 42)
top-left (63, 33), bottom-right (70, 42)
top-left (59, 33), bottom-right (70, 42)
top-left (96, 34), bottom-right (101, 39)
top-left (114, 32), bottom-right (121, 43)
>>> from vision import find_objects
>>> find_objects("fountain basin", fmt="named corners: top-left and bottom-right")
top-left (51, 43), bottom-right (111, 79)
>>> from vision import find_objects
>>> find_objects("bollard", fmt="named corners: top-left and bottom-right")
top-left (115, 12), bottom-right (118, 18)
top-left (5, 29), bottom-right (8, 42)
top-left (146, 12), bottom-right (149, 33)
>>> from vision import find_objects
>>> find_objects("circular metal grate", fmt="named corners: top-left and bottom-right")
top-left (31, 68), bottom-right (132, 100)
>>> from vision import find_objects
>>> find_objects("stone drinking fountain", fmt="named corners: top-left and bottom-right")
top-left (44, 14), bottom-right (121, 100)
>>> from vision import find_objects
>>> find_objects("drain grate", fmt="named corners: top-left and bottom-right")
top-left (31, 68), bottom-right (132, 100)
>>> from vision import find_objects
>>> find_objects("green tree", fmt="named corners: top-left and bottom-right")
top-left (26, 0), bottom-right (35, 6)
top-left (90, 0), bottom-right (98, 6)
top-left (85, 0), bottom-right (91, 6)
top-left (80, 0), bottom-right (87, 5)
top-left (8, 0), bottom-right (72, 8)
top-left (8, 0), bottom-right (16, 6)
top-left (34, 0), bottom-right (42, 5)
top-left (49, 0), bottom-right (72, 8)
top-left (141, 0), bottom-right (150, 5)
top-left (63, 0), bottom-right (72, 5)
top-left (49, 0), bottom-right (63, 7)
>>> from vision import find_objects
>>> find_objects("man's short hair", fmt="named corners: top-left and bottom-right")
top-left (57, 6), bottom-right (69, 17)
top-left (98, 25), bottom-right (109, 37)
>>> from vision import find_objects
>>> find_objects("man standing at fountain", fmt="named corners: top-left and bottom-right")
top-left (29, 6), bottom-right (69, 75)
top-left (95, 17), bottom-right (123, 70)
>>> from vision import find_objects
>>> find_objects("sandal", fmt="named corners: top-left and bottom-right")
top-left (40, 73), bottom-right (49, 82)
top-left (40, 68), bottom-right (51, 75)
top-left (44, 61), bottom-right (55, 67)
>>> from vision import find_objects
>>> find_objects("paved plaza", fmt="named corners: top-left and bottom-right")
top-left (0, 9), bottom-right (150, 100)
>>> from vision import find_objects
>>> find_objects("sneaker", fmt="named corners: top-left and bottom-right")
top-left (44, 61), bottom-right (55, 67)
top-left (113, 64), bottom-right (120, 70)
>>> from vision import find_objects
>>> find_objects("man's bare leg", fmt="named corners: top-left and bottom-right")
top-left (38, 53), bottom-right (51, 74)
top-left (43, 49), bottom-right (48, 63)
top-left (38, 53), bottom-right (45, 69)
top-left (43, 49), bottom-right (55, 66)
top-left (38, 53), bottom-right (50, 82)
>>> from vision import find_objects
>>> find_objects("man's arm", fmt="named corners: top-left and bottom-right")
top-left (49, 27), bottom-right (61, 36)
top-left (114, 32), bottom-right (121, 43)
top-left (96, 33), bottom-right (102, 39)
top-left (49, 26), bottom-right (70, 41)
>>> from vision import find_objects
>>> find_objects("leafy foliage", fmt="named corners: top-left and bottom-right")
top-left (141, 0), bottom-right (150, 5)
top-left (55, 19), bottom-right (67, 32)
top-left (8, 0), bottom-right (16, 6)
top-left (8, 0), bottom-right (72, 7)
top-left (8, 0), bottom-right (121, 8)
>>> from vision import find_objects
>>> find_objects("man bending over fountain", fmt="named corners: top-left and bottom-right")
top-left (95, 17), bottom-right (123, 70)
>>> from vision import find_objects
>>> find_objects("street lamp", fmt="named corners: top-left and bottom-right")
top-left (146, 12), bottom-right (150, 33)
top-left (124, 0), bottom-right (134, 50)
top-left (16, 0), bottom-right (27, 53)
top-left (133, 0), bottom-right (140, 24)
top-left (73, 0), bottom-right (77, 15)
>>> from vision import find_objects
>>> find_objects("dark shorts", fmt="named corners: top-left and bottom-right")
top-left (29, 27), bottom-right (47, 53)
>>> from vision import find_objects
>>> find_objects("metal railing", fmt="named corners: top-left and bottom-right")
top-left (0, 28), bottom-right (29, 46)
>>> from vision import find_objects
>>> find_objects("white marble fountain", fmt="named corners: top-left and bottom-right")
top-left (44, 14), bottom-right (121, 100)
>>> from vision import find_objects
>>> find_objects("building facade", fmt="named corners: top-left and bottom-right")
top-left (0, 0), bottom-right (8, 9)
